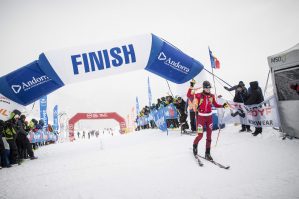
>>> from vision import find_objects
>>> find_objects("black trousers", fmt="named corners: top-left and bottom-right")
top-left (189, 111), bottom-right (197, 131)
top-left (255, 127), bottom-right (263, 133)
top-left (16, 134), bottom-right (34, 159)
top-left (7, 139), bottom-right (18, 164)
top-left (241, 124), bottom-right (251, 130)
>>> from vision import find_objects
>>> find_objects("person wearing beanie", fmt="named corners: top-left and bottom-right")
top-left (187, 80), bottom-right (229, 161)
top-left (245, 81), bottom-right (264, 136)
top-left (224, 81), bottom-right (251, 132)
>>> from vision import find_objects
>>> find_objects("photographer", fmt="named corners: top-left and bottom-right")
top-left (224, 81), bottom-right (251, 132)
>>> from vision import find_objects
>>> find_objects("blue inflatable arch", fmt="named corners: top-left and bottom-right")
top-left (0, 33), bottom-right (204, 106)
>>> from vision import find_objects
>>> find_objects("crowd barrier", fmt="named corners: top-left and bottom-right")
top-left (27, 130), bottom-right (58, 143)
top-left (137, 104), bottom-right (225, 131)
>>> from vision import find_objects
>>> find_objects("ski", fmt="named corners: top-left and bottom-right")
top-left (181, 130), bottom-right (196, 136)
top-left (198, 155), bottom-right (230, 169)
top-left (194, 155), bottom-right (204, 167)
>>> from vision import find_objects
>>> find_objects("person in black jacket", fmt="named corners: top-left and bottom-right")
top-left (16, 115), bottom-right (37, 160)
top-left (174, 97), bottom-right (189, 132)
top-left (0, 120), bottom-right (5, 168)
top-left (224, 81), bottom-right (251, 132)
top-left (245, 81), bottom-right (264, 136)
top-left (3, 109), bottom-right (21, 165)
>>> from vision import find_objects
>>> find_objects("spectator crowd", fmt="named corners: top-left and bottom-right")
top-left (0, 109), bottom-right (57, 169)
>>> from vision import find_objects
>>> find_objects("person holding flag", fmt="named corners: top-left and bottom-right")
top-left (187, 80), bottom-right (229, 161)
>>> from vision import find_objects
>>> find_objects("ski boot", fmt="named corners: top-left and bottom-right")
top-left (205, 148), bottom-right (213, 161)
top-left (193, 144), bottom-right (198, 156)
top-left (30, 156), bottom-right (38, 160)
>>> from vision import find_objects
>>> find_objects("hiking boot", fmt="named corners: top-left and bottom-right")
top-left (30, 156), bottom-right (38, 160)
top-left (247, 129), bottom-right (252, 132)
top-left (193, 144), bottom-right (198, 156)
top-left (205, 148), bottom-right (213, 161)
top-left (252, 131), bottom-right (261, 136)
top-left (239, 129), bottom-right (246, 132)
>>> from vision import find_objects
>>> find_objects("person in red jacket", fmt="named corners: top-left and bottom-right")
top-left (187, 80), bottom-right (228, 160)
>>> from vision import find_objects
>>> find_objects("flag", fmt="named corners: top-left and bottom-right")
top-left (53, 105), bottom-right (59, 133)
top-left (39, 95), bottom-right (48, 130)
top-left (136, 97), bottom-right (140, 115)
top-left (209, 47), bottom-right (220, 69)
top-left (148, 77), bottom-right (152, 107)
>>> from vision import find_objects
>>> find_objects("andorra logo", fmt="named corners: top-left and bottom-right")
top-left (158, 52), bottom-right (167, 61)
top-left (11, 75), bottom-right (51, 94)
top-left (11, 85), bottom-right (22, 94)
top-left (157, 52), bottom-right (190, 74)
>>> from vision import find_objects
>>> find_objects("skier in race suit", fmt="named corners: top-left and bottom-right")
top-left (187, 80), bottom-right (228, 161)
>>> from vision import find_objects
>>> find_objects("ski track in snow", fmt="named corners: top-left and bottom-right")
top-left (1, 125), bottom-right (299, 199)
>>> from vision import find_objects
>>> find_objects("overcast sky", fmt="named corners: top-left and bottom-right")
top-left (0, 0), bottom-right (298, 129)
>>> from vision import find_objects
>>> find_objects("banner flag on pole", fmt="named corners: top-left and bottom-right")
top-left (148, 76), bottom-right (152, 107)
top-left (39, 95), bottom-right (48, 130)
top-left (136, 97), bottom-right (140, 115)
top-left (53, 105), bottom-right (59, 133)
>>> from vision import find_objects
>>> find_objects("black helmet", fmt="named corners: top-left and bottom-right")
top-left (203, 81), bottom-right (211, 89)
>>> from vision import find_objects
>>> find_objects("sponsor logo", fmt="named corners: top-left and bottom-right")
top-left (99, 113), bottom-right (108, 118)
top-left (69, 124), bottom-right (74, 130)
top-left (40, 98), bottom-right (47, 104)
top-left (0, 108), bottom-right (8, 117)
top-left (0, 96), bottom-right (11, 104)
top-left (157, 52), bottom-right (190, 74)
top-left (71, 44), bottom-right (136, 75)
top-left (271, 55), bottom-right (287, 64)
top-left (11, 75), bottom-right (51, 94)
top-left (86, 113), bottom-right (92, 119)
top-left (120, 122), bottom-right (126, 127)
top-left (11, 85), bottom-right (21, 94)
top-left (158, 52), bottom-right (167, 60)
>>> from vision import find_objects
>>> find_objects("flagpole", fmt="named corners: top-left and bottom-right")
top-left (209, 47), bottom-right (222, 147)
top-left (212, 67), bottom-right (217, 95)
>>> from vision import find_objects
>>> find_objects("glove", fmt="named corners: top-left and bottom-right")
top-left (190, 79), bottom-right (196, 87)
top-left (223, 102), bottom-right (229, 109)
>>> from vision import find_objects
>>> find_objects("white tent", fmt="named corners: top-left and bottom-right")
top-left (268, 43), bottom-right (299, 138)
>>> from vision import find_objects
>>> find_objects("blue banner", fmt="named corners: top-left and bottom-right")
top-left (148, 77), bottom-right (152, 107)
top-left (153, 109), bottom-right (167, 132)
top-left (39, 95), bottom-right (48, 130)
top-left (0, 61), bottom-right (64, 105)
top-left (164, 104), bottom-right (179, 120)
top-left (53, 105), bottom-right (58, 133)
top-left (27, 130), bottom-right (58, 143)
top-left (145, 34), bottom-right (203, 84)
top-left (0, 34), bottom-right (204, 106)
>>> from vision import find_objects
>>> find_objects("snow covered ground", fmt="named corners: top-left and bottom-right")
top-left (1, 125), bottom-right (299, 199)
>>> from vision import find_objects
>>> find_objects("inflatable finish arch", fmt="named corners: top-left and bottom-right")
top-left (69, 112), bottom-right (126, 141)
top-left (0, 33), bottom-right (204, 107)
